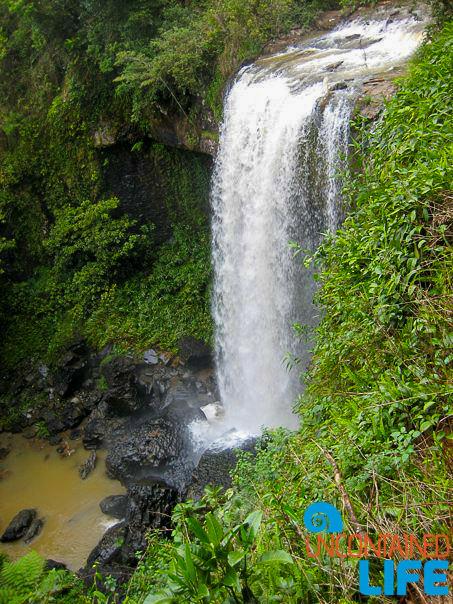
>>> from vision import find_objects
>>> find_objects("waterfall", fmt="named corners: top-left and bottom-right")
top-left (211, 12), bottom-right (429, 435)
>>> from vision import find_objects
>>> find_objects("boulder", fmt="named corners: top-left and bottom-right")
top-left (86, 521), bottom-right (126, 568)
top-left (163, 377), bottom-right (213, 414)
top-left (188, 437), bottom-right (257, 500)
top-left (24, 518), bottom-right (44, 543)
top-left (101, 357), bottom-right (158, 417)
top-left (82, 417), bottom-right (106, 450)
top-left (105, 417), bottom-right (183, 484)
top-left (45, 560), bottom-right (67, 572)
top-left (100, 495), bottom-right (128, 519)
top-left (79, 451), bottom-right (97, 479)
top-left (1, 509), bottom-right (37, 542)
top-left (42, 395), bottom-right (98, 436)
top-left (86, 484), bottom-right (178, 571)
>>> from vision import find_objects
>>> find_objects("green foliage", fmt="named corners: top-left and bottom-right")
top-left (44, 197), bottom-right (154, 320)
top-left (119, 21), bottom-right (453, 603)
top-left (114, 0), bottom-right (330, 122)
top-left (0, 550), bottom-right (81, 604)
top-left (140, 491), bottom-right (295, 604)
top-left (0, 0), bottom-right (331, 373)
top-left (85, 223), bottom-right (212, 353)
top-left (296, 20), bottom-right (452, 483)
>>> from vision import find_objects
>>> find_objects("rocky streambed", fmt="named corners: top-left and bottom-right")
top-left (0, 337), bottom-right (255, 582)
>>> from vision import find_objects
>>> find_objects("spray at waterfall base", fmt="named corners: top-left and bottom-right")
top-left (303, 503), bottom-right (449, 596)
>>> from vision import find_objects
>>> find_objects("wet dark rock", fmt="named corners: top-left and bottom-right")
top-left (42, 395), bottom-right (98, 436)
top-left (24, 517), bottom-right (44, 543)
top-left (45, 559), bottom-right (67, 572)
top-left (188, 437), bottom-right (257, 500)
top-left (82, 417), bottom-right (106, 450)
top-left (100, 495), bottom-right (128, 519)
top-left (86, 521), bottom-right (126, 568)
top-left (178, 336), bottom-right (212, 370)
top-left (0, 447), bottom-right (10, 460)
top-left (1, 509), bottom-right (37, 542)
top-left (163, 376), bottom-right (213, 414)
top-left (105, 417), bottom-right (183, 485)
top-left (70, 428), bottom-right (81, 440)
top-left (164, 398), bottom-right (207, 426)
top-left (48, 435), bottom-right (62, 446)
top-left (101, 357), bottom-right (158, 417)
top-left (120, 484), bottom-right (178, 564)
top-left (52, 341), bottom-right (90, 399)
top-left (79, 451), bottom-right (97, 479)
top-left (84, 484), bottom-right (178, 574)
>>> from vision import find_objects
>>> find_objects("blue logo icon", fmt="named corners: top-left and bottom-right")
top-left (303, 502), bottom-right (343, 533)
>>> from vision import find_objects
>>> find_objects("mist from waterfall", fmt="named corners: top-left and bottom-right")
top-left (210, 12), bottom-right (429, 435)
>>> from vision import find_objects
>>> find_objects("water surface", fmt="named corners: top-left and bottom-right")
top-left (0, 433), bottom-right (125, 570)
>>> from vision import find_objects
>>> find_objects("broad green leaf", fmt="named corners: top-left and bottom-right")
top-left (184, 544), bottom-right (197, 583)
top-left (259, 550), bottom-right (294, 564)
top-left (144, 594), bottom-right (175, 604)
top-left (222, 567), bottom-right (240, 590)
top-left (205, 512), bottom-right (223, 546)
top-left (244, 509), bottom-right (262, 539)
top-left (227, 550), bottom-right (245, 566)
top-left (187, 516), bottom-right (210, 544)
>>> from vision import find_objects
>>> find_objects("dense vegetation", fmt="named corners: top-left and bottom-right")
top-left (0, 1), bottom-right (451, 603)
top-left (0, 0), bottom-right (334, 372)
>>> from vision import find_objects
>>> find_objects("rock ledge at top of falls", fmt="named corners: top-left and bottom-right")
top-left (90, 1), bottom-right (430, 157)
top-left (93, 97), bottom-right (219, 157)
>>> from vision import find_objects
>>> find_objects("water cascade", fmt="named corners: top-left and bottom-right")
top-left (211, 11), bottom-right (428, 434)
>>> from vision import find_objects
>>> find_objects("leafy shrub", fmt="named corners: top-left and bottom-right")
top-left (44, 197), bottom-right (154, 320)
top-left (85, 222), bottom-right (212, 353)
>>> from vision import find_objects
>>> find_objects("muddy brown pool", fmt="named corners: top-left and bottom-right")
top-left (0, 433), bottom-right (125, 570)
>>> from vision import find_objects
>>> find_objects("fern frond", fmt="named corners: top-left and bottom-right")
top-left (0, 586), bottom-right (27, 604)
top-left (0, 550), bottom-right (44, 596)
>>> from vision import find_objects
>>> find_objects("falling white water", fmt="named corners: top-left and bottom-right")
top-left (210, 9), bottom-right (429, 435)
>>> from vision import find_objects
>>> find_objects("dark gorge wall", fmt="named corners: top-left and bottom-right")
top-left (100, 141), bottom-right (212, 242)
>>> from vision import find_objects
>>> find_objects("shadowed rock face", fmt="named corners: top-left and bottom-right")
top-left (86, 521), bottom-right (126, 569)
top-left (24, 518), bottom-right (44, 544)
top-left (121, 484), bottom-right (178, 564)
top-left (86, 484), bottom-right (177, 571)
top-left (79, 451), bottom-right (97, 480)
